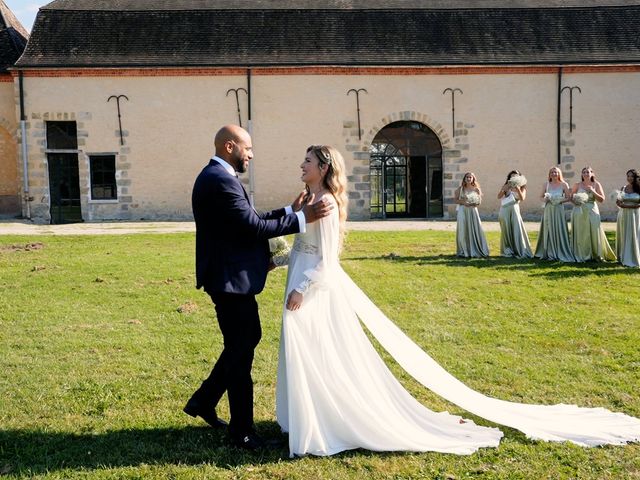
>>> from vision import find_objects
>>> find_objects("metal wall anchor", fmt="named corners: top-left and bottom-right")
top-left (561, 86), bottom-right (581, 133)
top-left (442, 88), bottom-right (463, 137)
top-left (226, 88), bottom-right (248, 127)
top-left (107, 94), bottom-right (129, 146)
top-left (347, 88), bottom-right (368, 140)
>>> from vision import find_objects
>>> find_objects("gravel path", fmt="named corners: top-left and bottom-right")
top-left (0, 219), bottom-right (616, 235)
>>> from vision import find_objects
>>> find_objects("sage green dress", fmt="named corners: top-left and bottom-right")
top-left (456, 190), bottom-right (489, 258)
top-left (498, 193), bottom-right (532, 258)
top-left (534, 184), bottom-right (574, 262)
top-left (570, 189), bottom-right (616, 262)
top-left (616, 191), bottom-right (640, 268)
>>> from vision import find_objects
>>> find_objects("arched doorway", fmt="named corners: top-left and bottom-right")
top-left (370, 121), bottom-right (443, 218)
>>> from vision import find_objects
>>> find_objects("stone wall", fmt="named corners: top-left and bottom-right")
top-left (0, 79), bottom-right (19, 217)
top-left (14, 69), bottom-right (640, 223)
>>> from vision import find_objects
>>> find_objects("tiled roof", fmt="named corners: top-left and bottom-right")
top-left (34, 0), bottom-right (640, 10)
top-left (0, 0), bottom-right (28, 73)
top-left (15, 1), bottom-right (640, 68)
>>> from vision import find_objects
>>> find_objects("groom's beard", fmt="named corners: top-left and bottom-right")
top-left (231, 151), bottom-right (248, 174)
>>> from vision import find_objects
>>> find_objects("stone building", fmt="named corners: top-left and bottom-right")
top-left (9, 0), bottom-right (640, 223)
top-left (0, 0), bottom-right (27, 218)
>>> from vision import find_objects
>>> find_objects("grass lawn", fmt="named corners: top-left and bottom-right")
top-left (1, 230), bottom-right (638, 479)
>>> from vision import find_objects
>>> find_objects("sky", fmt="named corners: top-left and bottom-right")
top-left (4, 0), bottom-right (48, 32)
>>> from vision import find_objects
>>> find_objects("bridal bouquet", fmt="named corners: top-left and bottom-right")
top-left (508, 175), bottom-right (527, 189)
top-left (269, 236), bottom-right (291, 267)
top-left (572, 192), bottom-right (589, 206)
top-left (465, 191), bottom-right (481, 206)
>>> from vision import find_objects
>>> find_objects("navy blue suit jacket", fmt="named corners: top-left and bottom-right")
top-left (192, 160), bottom-right (301, 295)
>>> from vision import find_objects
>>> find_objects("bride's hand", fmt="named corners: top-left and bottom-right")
top-left (286, 290), bottom-right (303, 311)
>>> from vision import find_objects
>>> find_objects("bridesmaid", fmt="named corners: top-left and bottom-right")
top-left (497, 170), bottom-right (533, 258)
top-left (455, 172), bottom-right (489, 257)
top-left (615, 169), bottom-right (640, 267)
top-left (570, 166), bottom-right (616, 262)
top-left (534, 166), bottom-right (574, 262)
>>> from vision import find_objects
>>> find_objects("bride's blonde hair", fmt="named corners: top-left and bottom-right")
top-left (306, 145), bottom-right (348, 250)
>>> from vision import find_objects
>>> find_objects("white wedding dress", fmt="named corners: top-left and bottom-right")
top-left (275, 198), bottom-right (640, 457)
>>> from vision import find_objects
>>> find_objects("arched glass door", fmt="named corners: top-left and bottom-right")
top-left (370, 121), bottom-right (443, 218)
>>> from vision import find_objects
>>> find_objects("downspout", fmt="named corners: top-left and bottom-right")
top-left (19, 71), bottom-right (30, 219)
top-left (246, 68), bottom-right (255, 206)
top-left (557, 66), bottom-right (563, 165)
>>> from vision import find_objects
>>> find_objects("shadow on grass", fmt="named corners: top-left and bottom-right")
top-left (345, 254), bottom-right (639, 277)
top-left (0, 422), bottom-right (288, 475)
top-left (0, 419), bottom-right (529, 475)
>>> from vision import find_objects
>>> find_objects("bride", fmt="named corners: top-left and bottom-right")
top-left (275, 145), bottom-right (640, 457)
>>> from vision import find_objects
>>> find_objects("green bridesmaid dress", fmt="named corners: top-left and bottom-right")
top-left (570, 189), bottom-right (616, 262)
top-left (616, 191), bottom-right (640, 268)
top-left (534, 184), bottom-right (574, 262)
top-left (498, 193), bottom-right (533, 258)
top-left (456, 190), bottom-right (489, 258)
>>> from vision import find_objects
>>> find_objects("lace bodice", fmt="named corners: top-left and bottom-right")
top-left (292, 237), bottom-right (320, 256)
top-left (292, 219), bottom-right (321, 256)
top-left (288, 200), bottom-right (339, 295)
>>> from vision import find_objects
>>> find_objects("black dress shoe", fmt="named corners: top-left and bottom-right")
top-left (231, 432), bottom-right (266, 450)
top-left (183, 399), bottom-right (228, 429)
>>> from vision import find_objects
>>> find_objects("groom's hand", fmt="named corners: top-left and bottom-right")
top-left (302, 194), bottom-right (333, 224)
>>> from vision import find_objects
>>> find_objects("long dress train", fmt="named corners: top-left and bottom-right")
top-left (276, 200), bottom-right (640, 457)
top-left (571, 189), bottom-right (616, 262)
top-left (498, 193), bottom-right (533, 258)
top-left (616, 191), bottom-right (640, 268)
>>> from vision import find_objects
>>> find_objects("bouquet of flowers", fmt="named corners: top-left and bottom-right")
top-left (543, 192), bottom-right (564, 207)
top-left (269, 236), bottom-right (291, 267)
top-left (610, 189), bottom-right (624, 202)
top-left (508, 175), bottom-right (527, 189)
top-left (572, 192), bottom-right (589, 206)
top-left (465, 191), bottom-right (481, 206)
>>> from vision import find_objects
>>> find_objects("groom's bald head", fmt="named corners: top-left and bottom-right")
top-left (214, 125), bottom-right (253, 173)
top-left (215, 125), bottom-right (247, 149)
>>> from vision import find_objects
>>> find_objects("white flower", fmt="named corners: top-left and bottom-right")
top-left (572, 192), bottom-right (589, 205)
top-left (465, 191), bottom-right (481, 206)
top-left (269, 236), bottom-right (291, 267)
top-left (609, 189), bottom-right (624, 202)
top-left (508, 175), bottom-right (527, 188)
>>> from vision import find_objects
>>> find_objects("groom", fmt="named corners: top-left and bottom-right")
top-left (185, 125), bottom-right (331, 450)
